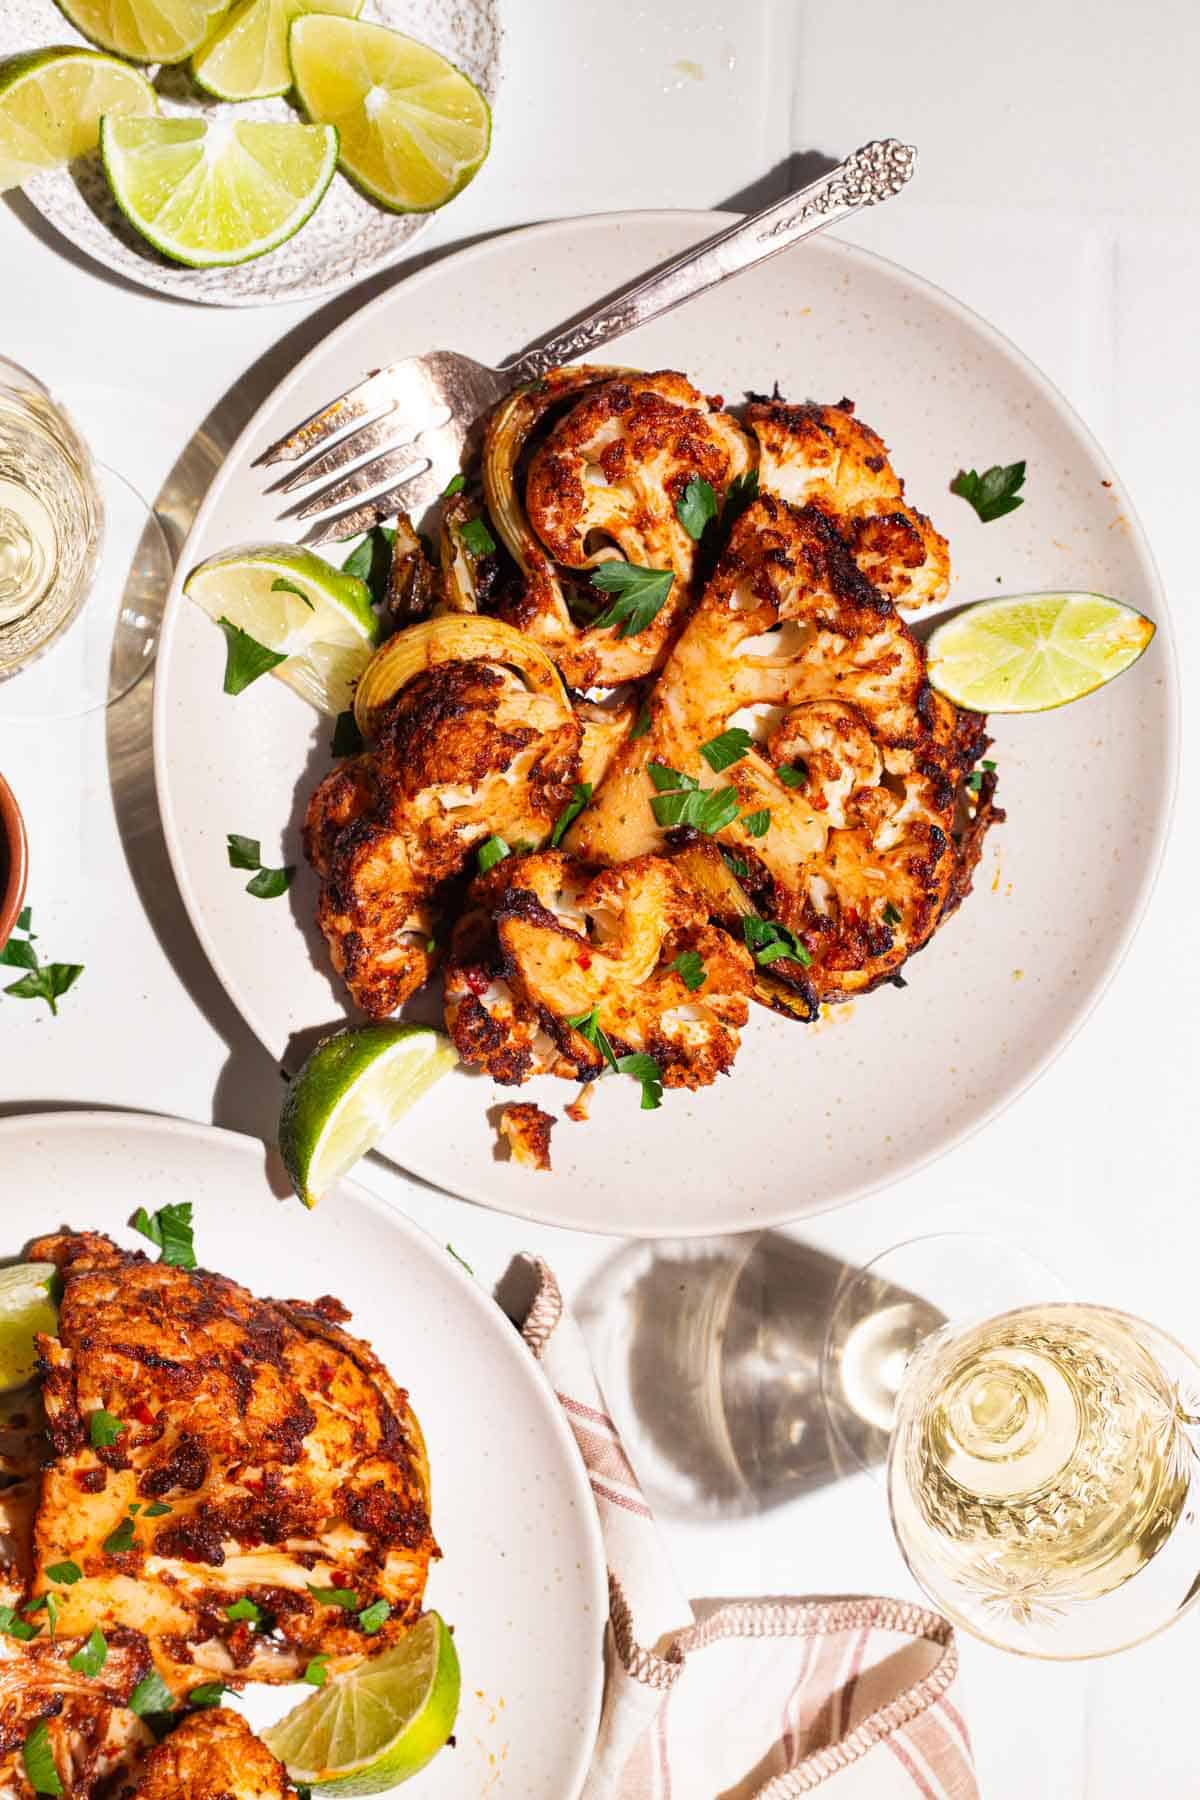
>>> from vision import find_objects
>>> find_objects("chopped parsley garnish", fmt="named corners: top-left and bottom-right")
top-left (741, 808), bottom-right (770, 837)
top-left (308, 1585), bottom-right (358, 1609)
top-left (742, 914), bottom-right (812, 969)
top-left (447, 1244), bottom-right (474, 1277)
top-left (965, 772), bottom-right (982, 792)
top-left (21, 1720), bottom-right (62, 1797)
top-left (45, 1561), bottom-right (81, 1586)
top-left (132, 1200), bottom-right (197, 1271)
top-left (565, 1007), bottom-right (618, 1072)
top-left (358, 1598), bottom-right (391, 1634)
top-left (0, 907), bottom-right (83, 1017)
top-left (442, 473), bottom-right (466, 498)
top-left (950, 461), bottom-right (1026, 523)
top-left (303, 1656), bottom-right (330, 1688)
top-left (225, 1598), bottom-right (262, 1623)
top-left (982, 758), bottom-right (997, 771)
top-left (129, 1670), bottom-right (175, 1717)
top-left (269, 576), bottom-right (313, 608)
top-left (341, 525), bottom-right (395, 606)
top-left (721, 849), bottom-right (749, 880)
top-left (630, 702), bottom-right (653, 740)
top-left (102, 1517), bottom-right (136, 1556)
top-left (615, 1052), bottom-right (664, 1110)
top-left (675, 476), bottom-right (718, 541)
top-left (89, 1409), bottom-right (126, 1450)
top-left (217, 617), bottom-right (287, 696)
top-left (331, 709), bottom-right (364, 758)
top-left (589, 561), bottom-right (675, 639)
top-left (883, 902), bottom-right (902, 927)
top-left (476, 835), bottom-right (510, 874)
top-left (648, 764), bottom-right (740, 835)
top-left (776, 761), bottom-right (808, 788)
top-left (144, 1501), bottom-right (173, 1518)
top-left (0, 1605), bottom-right (41, 1641)
top-left (225, 835), bottom-right (293, 900)
top-left (550, 782), bottom-right (592, 847)
top-left (699, 727), bottom-right (752, 773)
top-left (68, 1628), bottom-right (107, 1677)
top-left (722, 467), bottom-right (760, 528)
top-left (671, 951), bottom-right (707, 992)
top-left (189, 1683), bottom-right (225, 1708)
top-left (460, 517), bottom-right (496, 559)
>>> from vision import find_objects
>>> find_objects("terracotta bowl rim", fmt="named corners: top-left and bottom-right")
top-left (0, 770), bottom-right (28, 946)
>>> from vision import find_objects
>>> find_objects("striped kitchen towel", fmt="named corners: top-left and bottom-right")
top-left (520, 1259), bottom-right (980, 1800)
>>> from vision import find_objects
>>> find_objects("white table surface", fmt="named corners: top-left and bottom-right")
top-left (2, 1), bottom-right (1199, 1793)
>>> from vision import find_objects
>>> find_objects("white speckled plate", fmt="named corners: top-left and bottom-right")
top-left (0, 1110), bottom-right (605, 1794)
top-left (154, 215), bottom-right (1178, 1235)
top-left (2, 0), bottom-right (500, 305)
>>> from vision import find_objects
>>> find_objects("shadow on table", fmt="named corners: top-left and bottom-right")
top-left (574, 1232), bottom-right (897, 1523)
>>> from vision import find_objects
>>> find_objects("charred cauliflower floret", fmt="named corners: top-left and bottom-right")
top-left (445, 850), bottom-right (753, 1090)
top-left (569, 495), bottom-right (995, 1002)
top-left (746, 398), bottom-right (950, 609)
top-left (499, 1103), bottom-right (555, 1172)
top-left (305, 657), bottom-right (581, 1016)
top-left (122, 1707), bottom-right (298, 1798)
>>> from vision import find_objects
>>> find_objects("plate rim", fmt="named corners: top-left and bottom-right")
top-left (153, 208), bottom-right (1181, 1235)
top-left (0, 1104), bottom-right (608, 1792)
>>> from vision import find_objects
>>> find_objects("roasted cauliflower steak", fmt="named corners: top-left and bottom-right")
top-left (445, 848), bottom-right (754, 1089)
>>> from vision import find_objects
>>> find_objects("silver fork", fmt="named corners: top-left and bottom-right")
top-left (256, 140), bottom-right (917, 548)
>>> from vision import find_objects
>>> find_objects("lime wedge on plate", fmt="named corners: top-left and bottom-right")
top-left (280, 1024), bottom-right (459, 1208)
top-left (54, 0), bottom-right (230, 64)
top-left (193, 0), bottom-right (362, 102)
top-left (265, 1612), bottom-right (460, 1792)
top-left (926, 592), bottom-right (1155, 714)
top-left (290, 14), bottom-right (490, 212)
top-left (0, 1264), bottom-right (58, 1391)
top-left (100, 115), bottom-right (338, 268)
top-left (0, 49), bottom-right (157, 193)
top-left (185, 543), bottom-right (379, 713)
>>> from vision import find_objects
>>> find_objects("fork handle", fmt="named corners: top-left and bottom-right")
top-left (499, 140), bottom-right (917, 385)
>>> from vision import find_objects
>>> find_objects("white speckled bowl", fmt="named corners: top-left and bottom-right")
top-left (2, 0), bottom-right (501, 305)
top-left (155, 215), bottom-right (1179, 1235)
top-left (0, 1109), bottom-right (605, 1795)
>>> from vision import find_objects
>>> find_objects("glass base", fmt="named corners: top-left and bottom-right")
top-left (0, 463), bottom-right (171, 720)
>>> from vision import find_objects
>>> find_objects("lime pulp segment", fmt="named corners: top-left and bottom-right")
top-left (926, 592), bottom-right (1155, 714)
top-left (290, 14), bottom-right (491, 212)
top-left (0, 1263), bottom-right (59, 1391)
top-left (192, 0), bottom-right (363, 103)
top-left (54, 0), bottom-right (230, 64)
top-left (0, 48), bottom-right (157, 192)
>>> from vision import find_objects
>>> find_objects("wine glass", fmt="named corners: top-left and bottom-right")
top-left (0, 357), bottom-right (171, 719)
top-left (824, 1236), bottom-right (1200, 1659)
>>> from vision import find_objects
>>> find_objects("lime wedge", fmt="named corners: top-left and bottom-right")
top-left (0, 49), bottom-right (156, 193)
top-left (0, 1264), bottom-right (59, 1392)
top-left (193, 0), bottom-right (362, 102)
top-left (280, 1025), bottom-right (459, 1208)
top-left (54, 0), bottom-right (230, 64)
top-left (100, 115), bottom-right (338, 269)
top-left (265, 1613), bottom-right (460, 1792)
top-left (185, 543), bottom-right (379, 714)
top-left (290, 14), bottom-right (490, 212)
top-left (926, 592), bottom-right (1155, 714)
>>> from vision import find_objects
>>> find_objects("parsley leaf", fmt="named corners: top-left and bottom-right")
top-left (0, 1605), bottom-right (41, 1641)
top-left (742, 914), bottom-right (812, 969)
top-left (341, 526), bottom-right (395, 606)
top-left (550, 782), bottom-right (592, 847)
top-left (776, 761), bottom-right (808, 788)
top-left (270, 576), bottom-right (313, 608)
top-left (460, 517), bottom-right (496, 558)
top-left (217, 617), bottom-right (287, 696)
top-left (630, 702), bottom-right (653, 740)
top-left (950, 461), bottom-right (1027, 523)
top-left (45, 1561), bottom-right (81, 1586)
top-left (225, 1598), bottom-right (262, 1623)
top-left (650, 781), bottom-right (740, 835)
top-left (589, 562), bottom-right (675, 639)
top-left (565, 1007), bottom-right (619, 1073)
top-left (226, 834), bottom-right (261, 871)
top-left (442, 473), bottom-right (466, 498)
top-left (477, 835), bottom-right (510, 874)
top-left (21, 1721), bottom-right (62, 1797)
top-left (883, 902), bottom-right (902, 927)
top-left (89, 1409), bottom-right (126, 1449)
top-left (358, 1598), bottom-right (391, 1634)
top-left (102, 1518), bottom-right (136, 1556)
top-left (129, 1670), bottom-right (175, 1717)
top-left (331, 710), bottom-right (364, 757)
top-left (2, 913), bottom-right (83, 1017)
top-left (722, 467), bottom-right (760, 529)
top-left (68, 1628), bottom-right (107, 1677)
top-left (615, 1052), bottom-right (664, 1110)
top-left (647, 761), bottom-right (698, 793)
top-left (447, 1244), bottom-right (474, 1276)
top-left (245, 865), bottom-right (294, 899)
top-left (676, 476), bottom-right (718, 540)
top-left (982, 758), bottom-right (997, 771)
top-left (0, 936), bottom-right (37, 969)
top-left (965, 771), bottom-right (982, 793)
top-left (132, 1201), bottom-right (196, 1271)
top-left (721, 849), bottom-right (749, 880)
top-left (303, 1656), bottom-right (330, 1688)
top-left (16, 906), bottom-right (31, 932)
top-left (308, 1585), bottom-right (358, 1609)
top-left (189, 1683), bottom-right (225, 1708)
top-left (671, 951), bottom-right (707, 992)
top-left (144, 1501), bottom-right (172, 1517)
top-left (741, 808), bottom-right (771, 837)
top-left (699, 727), bottom-right (752, 773)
